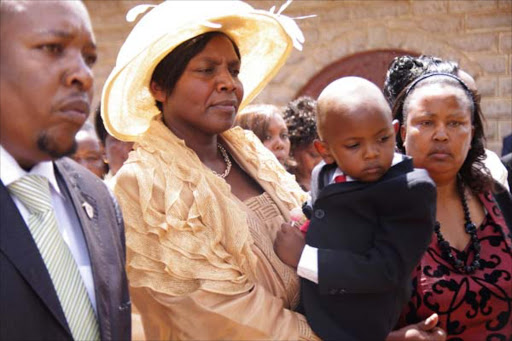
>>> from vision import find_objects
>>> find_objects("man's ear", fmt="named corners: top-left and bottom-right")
top-left (314, 139), bottom-right (335, 164)
top-left (150, 81), bottom-right (166, 102)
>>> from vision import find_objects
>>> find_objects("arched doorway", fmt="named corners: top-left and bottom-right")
top-left (296, 49), bottom-right (419, 99)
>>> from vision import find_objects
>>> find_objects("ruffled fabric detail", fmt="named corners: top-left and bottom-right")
top-left (223, 126), bottom-right (308, 214)
top-left (113, 117), bottom-right (307, 297)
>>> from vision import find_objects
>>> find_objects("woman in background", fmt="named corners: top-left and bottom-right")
top-left (94, 105), bottom-right (134, 181)
top-left (283, 96), bottom-right (322, 191)
top-left (70, 121), bottom-right (107, 178)
top-left (234, 104), bottom-right (291, 166)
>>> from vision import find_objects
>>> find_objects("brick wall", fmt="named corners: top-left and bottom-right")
top-left (84, 0), bottom-right (512, 154)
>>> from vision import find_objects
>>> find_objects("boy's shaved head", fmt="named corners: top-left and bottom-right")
top-left (0, 0), bottom-right (28, 13)
top-left (317, 77), bottom-right (391, 140)
top-left (0, 1), bottom-right (27, 25)
top-left (314, 77), bottom-right (396, 182)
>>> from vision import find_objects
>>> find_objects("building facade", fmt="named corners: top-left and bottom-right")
top-left (85, 0), bottom-right (512, 154)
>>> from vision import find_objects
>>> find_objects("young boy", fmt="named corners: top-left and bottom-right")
top-left (274, 77), bottom-right (437, 341)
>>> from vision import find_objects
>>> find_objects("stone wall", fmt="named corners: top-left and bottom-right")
top-left (84, 0), bottom-right (512, 154)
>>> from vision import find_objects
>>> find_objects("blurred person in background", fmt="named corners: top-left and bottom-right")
top-left (500, 133), bottom-right (512, 190)
top-left (71, 121), bottom-right (107, 178)
top-left (234, 103), bottom-right (291, 166)
top-left (94, 105), bottom-right (133, 181)
top-left (502, 133), bottom-right (512, 156)
top-left (502, 152), bottom-right (512, 190)
top-left (283, 96), bottom-right (322, 191)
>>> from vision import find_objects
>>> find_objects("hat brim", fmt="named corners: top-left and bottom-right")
top-left (102, 7), bottom-right (293, 142)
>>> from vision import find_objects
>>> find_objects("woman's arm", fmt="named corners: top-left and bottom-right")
top-left (131, 281), bottom-right (318, 340)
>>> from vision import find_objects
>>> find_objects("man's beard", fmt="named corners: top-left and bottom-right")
top-left (37, 132), bottom-right (77, 159)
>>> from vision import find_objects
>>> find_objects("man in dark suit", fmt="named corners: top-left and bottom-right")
top-left (502, 152), bottom-right (512, 191)
top-left (0, 1), bottom-right (131, 340)
top-left (502, 133), bottom-right (512, 156)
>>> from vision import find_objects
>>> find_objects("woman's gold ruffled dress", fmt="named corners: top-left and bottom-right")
top-left (112, 117), bottom-right (318, 340)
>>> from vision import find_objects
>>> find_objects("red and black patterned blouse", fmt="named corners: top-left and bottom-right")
top-left (397, 192), bottom-right (512, 340)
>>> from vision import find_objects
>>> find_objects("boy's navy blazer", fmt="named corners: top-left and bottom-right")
top-left (302, 157), bottom-right (437, 341)
top-left (0, 157), bottom-right (131, 340)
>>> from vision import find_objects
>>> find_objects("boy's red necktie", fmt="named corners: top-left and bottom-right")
top-left (334, 174), bottom-right (347, 183)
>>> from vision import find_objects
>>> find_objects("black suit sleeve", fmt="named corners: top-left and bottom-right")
top-left (317, 178), bottom-right (436, 294)
top-left (108, 187), bottom-right (126, 257)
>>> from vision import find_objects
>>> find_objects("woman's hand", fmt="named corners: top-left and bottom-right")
top-left (387, 314), bottom-right (446, 341)
top-left (274, 222), bottom-right (306, 268)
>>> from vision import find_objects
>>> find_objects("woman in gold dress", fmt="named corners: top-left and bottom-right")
top-left (102, 1), bottom-right (317, 339)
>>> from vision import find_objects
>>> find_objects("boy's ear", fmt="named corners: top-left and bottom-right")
top-left (392, 119), bottom-right (400, 134)
top-left (314, 139), bottom-right (335, 164)
top-left (150, 81), bottom-right (166, 102)
top-left (400, 124), bottom-right (407, 147)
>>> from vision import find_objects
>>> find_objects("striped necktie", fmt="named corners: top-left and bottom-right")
top-left (8, 175), bottom-right (100, 340)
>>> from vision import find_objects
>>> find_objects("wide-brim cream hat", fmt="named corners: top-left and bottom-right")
top-left (101, 0), bottom-right (305, 141)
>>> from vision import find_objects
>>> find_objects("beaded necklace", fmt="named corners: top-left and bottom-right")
top-left (433, 178), bottom-right (482, 274)
top-left (211, 143), bottom-right (232, 179)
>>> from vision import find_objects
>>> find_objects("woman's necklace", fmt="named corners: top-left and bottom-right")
top-left (434, 178), bottom-right (482, 274)
top-left (211, 143), bottom-right (232, 179)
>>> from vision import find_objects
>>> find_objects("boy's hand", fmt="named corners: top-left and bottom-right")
top-left (274, 222), bottom-right (306, 268)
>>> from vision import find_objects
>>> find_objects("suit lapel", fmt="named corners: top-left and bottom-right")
top-left (54, 159), bottom-right (110, 338)
top-left (0, 180), bottom-right (72, 336)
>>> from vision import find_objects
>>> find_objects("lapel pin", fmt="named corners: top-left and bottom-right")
top-left (82, 202), bottom-right (94, 220)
